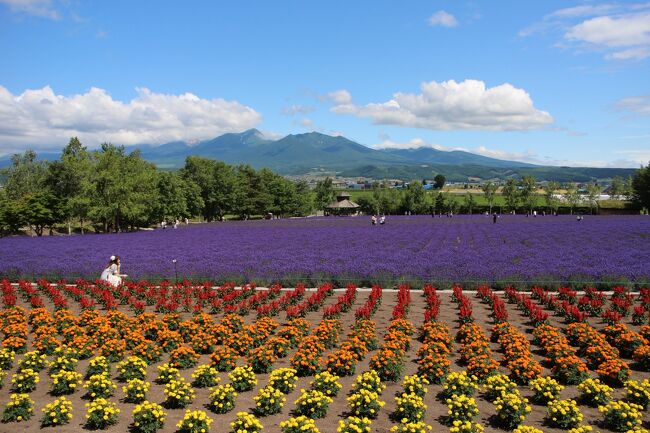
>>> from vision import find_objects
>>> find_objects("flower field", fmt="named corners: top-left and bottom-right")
top-left (1, 280), bottom-right (650, 432)
top-left (1, 215), bottom-right (649, 284)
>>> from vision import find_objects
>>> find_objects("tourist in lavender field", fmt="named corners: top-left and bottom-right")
top-left (380, 215), bottom-right (386, 225)
top-left (371, 215), bottom-right (377, 225)
top-left (100, 255), bottom-right (127, 286)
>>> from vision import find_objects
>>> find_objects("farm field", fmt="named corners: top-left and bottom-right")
top-left (1, 215), bottom-right (649, 285)
top-left (0, 280), bottom-right (650, 433)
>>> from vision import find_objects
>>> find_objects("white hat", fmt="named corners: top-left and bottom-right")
top-left (110, 255), bottom-right (116, 261)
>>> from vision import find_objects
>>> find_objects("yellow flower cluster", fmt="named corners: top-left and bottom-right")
top-left (83, 373), bottom-right (116, 399)
top-left (296, 389), bottom-right (334, 419)
top-left (394, 392), bottom-right (427, 422)
top-left (512, 426), bottom-right (543, 433)
top-left (229, 365), bottom-right (257, 391)
top-left (269, 367), bottom-right (298, 394)
top-left (352, 370), bottom-right (385, 394)
top-left (84, 397), bottom-right (120, 429)
top-left (530, 376), bottom-right (564, 404)
top-left (493, 392), bottom-right (531, 429)
top-left (50, 370), bottom-right (82, 395)
top-left (11, 368), bottom-right (39, 392)
top-left (389, 421), bottom-right (433, 433)
top-left (546, 399), bottom-right (583, 429)
top-left (123, 378), bottom-right (150, 403)
top-left (48, 353), bottom-right (79, 374)
top-left (133, 400), bottom-right (166, 431)
top-left (86, 355), bottom-right (110, 378)
top-left (41, 397), bottom-right (73, 426)
top-left (279, 415), bottom-right (321, 433)
top-left (625, 379), bottom-right (650, 409)
top-left (209, 383), bottom-right (238, 414)
top-left (401, 374), bottom-right (430, 398)
top-left (577, 378), bottom-right (613, 406)
top-left (449, 420), bottom-right (485, 433)
top-left (18, 350), bottom-right (47, 371)
top-left (483, 374), bottom-right (517, 401)
top-left (156, 363), bottom-right (180, 384)
top-left (254, 385), bottom-right (286, 416)
top-left (310, 371), bottom-right (342, 396)
top-left (337, 415), bottom-right (372, 433)
top-left (347, 388), bottom-right (384, 419)
top-left (446, 394), bottom-right (479, 422)
top-left (230, 411), bottom-right (263, 433)
top-left (191, 364), bottom-right (220, 388)
top-left (117, 356), bottom-right (148, 381)
top-left (442, 371), bottom-right (478, 397)
top-left (0, 348), bottom-right (15, 370)
top-left (164, 378), bottom-right (195, 408)
top-left (567, 425), bottom-right (595, 433)
top-left (2, 393), bottom-right (34, 422)
top-left (177, 409), bottom-right (213, 433)
top-left (599, 400), bottom-right (643, 431)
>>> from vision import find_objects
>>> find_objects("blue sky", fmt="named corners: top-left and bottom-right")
top-left (1, 0), bottom-right (649, 167)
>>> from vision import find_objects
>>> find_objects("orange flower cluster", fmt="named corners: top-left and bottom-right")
top-left (533, 324), bottom-right (588, 384)
top-left (416, 321), bottom-right (452, 384)
top-left (325, 320), bottom-right (374, 377)
top-left (603, 323), bottom-right (648, 358)
top-left (457, 322), bottom-right (499, 382)
top-left (492, 322), bottom-right (542, 385)
top-left (1, 307), bottom-right (28, 353)
top-left (168, 345), bottom-right (199, 369)
top-left (313, 319), bottom-right (342, 350)
top-left (369, 316), bottom-right (413, 382)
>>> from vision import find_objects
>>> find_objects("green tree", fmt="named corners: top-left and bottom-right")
top-left (0, 190), bottom-right (25, 235)
top-left (586, 183), bottom-right (602, 214)
top-left (22, 192), bottom-right (61, 236)
top-left (403, 181), bottom-right (428, 214)
top-left (463, 192), bottom-right (477, 214)
top-left (434, 192), bottom-right (446, 215)
top-left (434, 174), bottom-right (446, 189)
top-left (565, 186), bottom-right (581, 215)
top-left (314, 177), bottom-right (335, 211)
top-left (181, 157), bottom-right (235, 221)
top-left (631, 162), bottom-right (650, 210)
top-left (519, 176), bottom-right (537, 213)
top-left (543, 181), bottom-right (561, 214)
top-left (609, 176), bottom-right (625, 201)
top-left (625, 175), bottom-right (635, 200)
top-left (481, 182), bottom-right (498, 214)
top-left (502, 178), bottom-right (520, 212)
top-left (2, 150), bottom-right (48, 200)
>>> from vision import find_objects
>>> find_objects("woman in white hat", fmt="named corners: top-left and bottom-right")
top-left (100, 255), bottom-right (127, 286)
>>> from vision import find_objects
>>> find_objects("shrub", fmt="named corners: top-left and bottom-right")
top-left (170, 345), bottom-right (200, 369)
top-left (191, 364), bottom-right (220, 388)
top-left (84, 398), bottom-right (120, 429)
top-left (449, 420), bottom-right (485, 433)
top-left (625, 379), bottom-right (650, 408)
top-left (254, 385), bottom-right (285, 416)
top-left (11, 368), bottom-right (39, 392)
top-left (529, 376), bottom-right (563, 404)
top-left (40, 396), bottom-right (73, 427)
top-left (0, 349), bottom-right (15, 370)
top-left (389, 421), bottom-right (433, 433)
top-left (347, 388), bottom-right (384, 419)
top-left (132, 401), bottom-right (166, 433)
top-left (401, 374), bottom-right (429, 398)
top-left (2, 393), bottom-right (34, 422)
top-left (351, 370), bottom-right (386, 394)
top-left (310, 371), bottom-right (342, 397)
top-left (164, 378), bottom-right (195, 408)
top-left (493, 392), bottom-right (531, 429)
top-left (230, 411), bottom-right (262, 433)
top-left (445, 394), bottom-right (479, 423)
top-left (176, 409), bottom-right (213, 433)
top-left (208, 383), bottom-right (237, 414)
top-left (117, 356), bottom-right (148, 381)
top-left (83, 373), bottom-right (116, 399)
top-left (483, 374), bottom-right (517, 402)
top-left (393, 392), bottom-right (427, 422)
top-left (546, 399), bottom-right (583, 429)
top-left (209, 345), bottom-right (238, 372)
top-left (269, 367), bottom-right (298, 394)
top-left (279, 415), bottom-right (321, 433)
top-left (295, 389), bottom-right (333, 418)
top-left (123, 378), bottom-right (150, 403)
top-left (156, 363), bottom-right (180, 384)
top-left (50, 370), bottom-right (82, 395)
top-left (599, 400), bottom-right (643, 432)
top-left (577, 378), bottom-right (612, 407)
top-left (85, 356), bottom-right (110, 379)
top-left (228, 365), bottom-right (257, 392)
top-left (442, 371), bottom-right (478, 398)
top-left (337, 416), bottom-right (373, 433)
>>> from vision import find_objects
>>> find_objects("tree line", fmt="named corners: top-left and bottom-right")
top-left (0, 138), bottom-right (312, 236)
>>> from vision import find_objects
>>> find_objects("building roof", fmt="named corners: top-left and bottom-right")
top-left (326, 199), bottom-right (360, 209)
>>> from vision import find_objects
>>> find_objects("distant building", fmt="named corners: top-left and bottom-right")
top-left (326, 192), bottom-right (360, 216)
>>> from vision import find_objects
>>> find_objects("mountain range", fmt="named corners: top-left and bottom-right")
top-left (0, 129), bottom-right (636, 182)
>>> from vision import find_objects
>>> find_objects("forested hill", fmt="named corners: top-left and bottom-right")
top-left (0, 129), bottom-right (636, 181)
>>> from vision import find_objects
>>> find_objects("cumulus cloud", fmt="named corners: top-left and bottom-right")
top-left (0, 0), bottom-right (60, 19)
top-left (373, 138), bottom-right (449, 150)
top-left (327, 89), bottom-right (352, 105)
top-left (0, 85), bottom-right (262, 154)
top-left (522, 3), bottom-right (650, 60)
top-left (614, 94), bottom-right (650, 115)
top-left (330, 79), bottom-right (553, 131)
top-left (281, 104), bottom-right (315, 115)
top-left (428, 10), bottom-right (458, 27)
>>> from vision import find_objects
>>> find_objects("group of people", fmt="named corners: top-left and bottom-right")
top-left (99, 255), bottom-right (127, 287)
top-left (161, 218), bottom-right (190, 229)
top-left (371, 215), bottom-right (386, 225)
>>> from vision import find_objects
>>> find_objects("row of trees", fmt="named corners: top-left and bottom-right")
top-left (0, 138), bottom-right (312, 236)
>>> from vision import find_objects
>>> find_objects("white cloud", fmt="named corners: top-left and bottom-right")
top-left (0, 0), bottom-right (60, 19)
top-left (330, 79), bottom-right (553, 131)
top-left (522, 3), bottom-right (650, 60)
top-left (373, 138), bottom-right (449, 150)
top-left (327, 89), bottom-right (352, 105)
top-left (614, 94), bottom-right (650, 115)
top-left (428, 10), bottom-right (458, 28)
top-left (0, 85), bottom-right (262, 154)
top-left (299, 118), bottom-right (313, 127)
top-left (473, 146), bottom-right (537, 161)
top-left (281, 104), bottom-right (314, 115)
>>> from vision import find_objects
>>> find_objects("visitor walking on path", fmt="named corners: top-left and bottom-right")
top-left (100, 255), bottom-right (127, 287)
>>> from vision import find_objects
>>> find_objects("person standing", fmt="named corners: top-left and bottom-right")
top-left (493, 213), bottom-right (498, 224)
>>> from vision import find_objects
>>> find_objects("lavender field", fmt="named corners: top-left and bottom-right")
top-left (1, 215), bottom-right (649, 285)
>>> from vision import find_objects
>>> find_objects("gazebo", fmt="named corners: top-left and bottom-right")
top-left (326, 192), bottom-right (360, 216)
